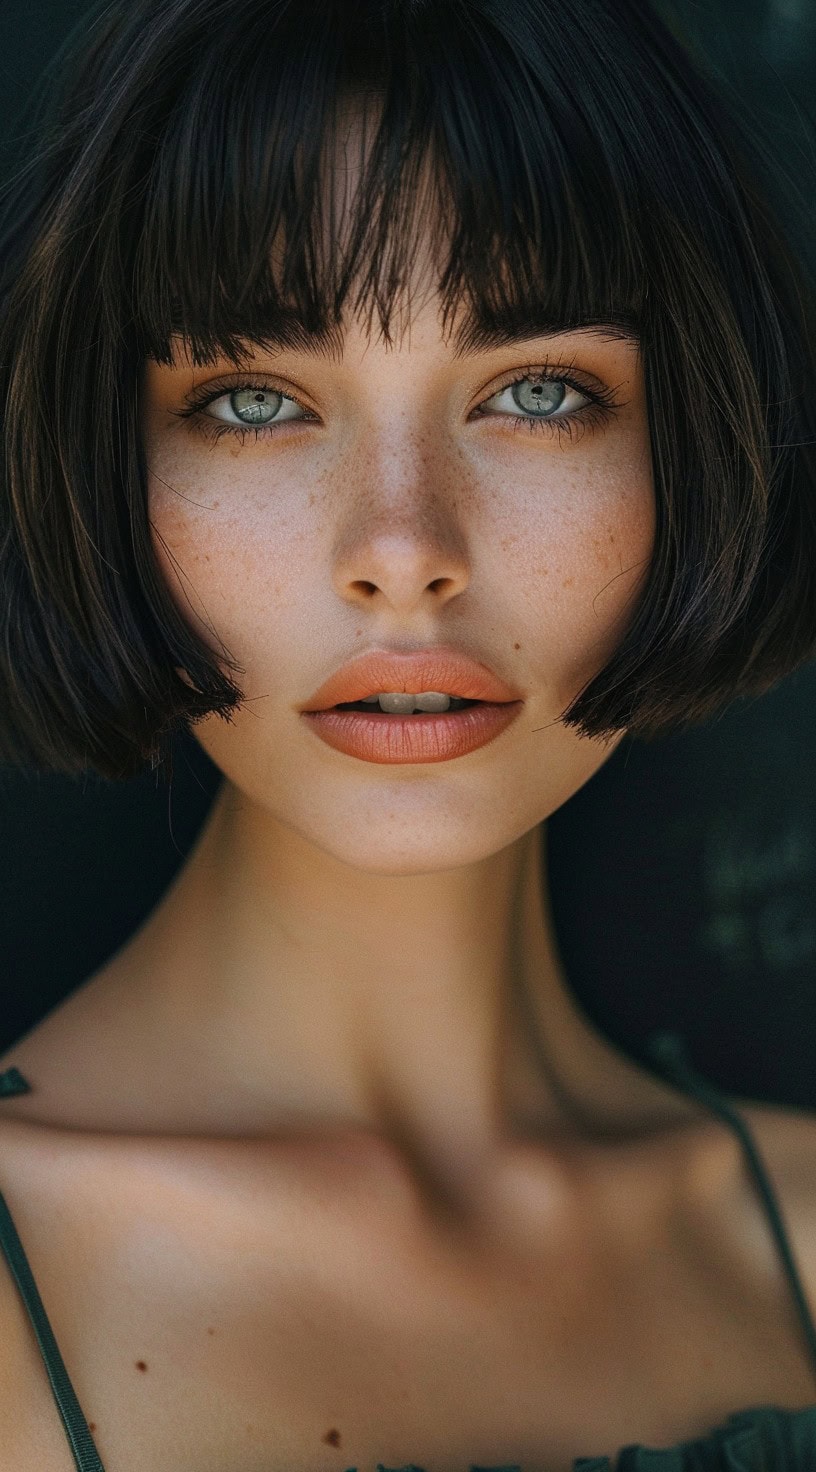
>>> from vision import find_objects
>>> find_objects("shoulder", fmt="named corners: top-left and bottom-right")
top-left (729, 1098), bottom-right (816, 1224)
top-left (0, 1108), bottom-right (431, 1472)
top-left (700, 1096), bottom-right (816, 1317)
top-left (0, 1115), bottom-right (109, 1469)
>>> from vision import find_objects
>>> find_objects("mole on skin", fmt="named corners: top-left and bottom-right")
top-left (317, 1424), bottom-right (525, 1468)
top-left (135, 1359), bottom-right (148, 1372)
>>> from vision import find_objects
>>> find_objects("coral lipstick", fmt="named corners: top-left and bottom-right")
top-left (302, 700), bottom-right (523, 763)
top-left (299, 645), bottom-right (524, 764)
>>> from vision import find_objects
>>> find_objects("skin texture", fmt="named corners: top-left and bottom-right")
top-left (132, 290), bottom-right (668, 1215)
top-left (4, 274), bottom-right (816, 1472)
top-left (3, 107), bottom-right (816, 1472)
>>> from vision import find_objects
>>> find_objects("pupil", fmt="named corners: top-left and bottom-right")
top-left (514, 378), bottom-right (565, 416)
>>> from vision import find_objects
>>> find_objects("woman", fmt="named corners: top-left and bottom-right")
top-left (0, 0), bottom-right (815, 1467)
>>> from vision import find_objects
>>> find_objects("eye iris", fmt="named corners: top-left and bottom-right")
top-left (513, 378), bottom-right (566, 416)
top-left (230, 388), bottom-right (282, 424)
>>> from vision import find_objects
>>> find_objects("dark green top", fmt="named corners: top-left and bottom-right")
top-left (1, 1032), bottom-right (816, 1471)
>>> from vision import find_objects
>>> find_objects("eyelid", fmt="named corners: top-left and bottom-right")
top-left (174, 360), bottom-right (621, 421)
top-left (475, 358), bottom-right (620, 408)
top-left (167, 352), bottom-right (629, 460)
top-left (173, 372), bottom-right (316, 419)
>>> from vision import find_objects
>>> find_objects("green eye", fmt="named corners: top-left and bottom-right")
top-left (174, 377), bottom-right (314, 443)
top-left (511, 378), bottom-right (568, 415)
top-left (228, 388), bottom-right (285, 424)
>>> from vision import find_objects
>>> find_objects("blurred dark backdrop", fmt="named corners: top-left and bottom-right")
top-left (0, 0), bottom-right (814, 1105)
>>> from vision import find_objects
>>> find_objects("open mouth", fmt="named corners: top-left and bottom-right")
top-left (302, 696), bottom-right (523, 762)
top-left (332, 698), bottom-right (484, 713)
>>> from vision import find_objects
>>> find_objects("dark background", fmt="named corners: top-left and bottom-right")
top-left (1, 0), bottom-right (814, 1104)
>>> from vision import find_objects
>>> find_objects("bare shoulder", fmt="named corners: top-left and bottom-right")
top-left (0, 1113), bottom-right (102, 1470)
top-left (736, 1096), bottom-right (816, 1209)
top-left (0, 1103), bottom-right (432, 1472)
top-left (701, 1093), bottom-right (816, 1306)
top-left (2, 1017), bottom-right (816, 1472)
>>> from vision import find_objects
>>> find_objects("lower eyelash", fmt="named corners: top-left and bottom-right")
top-left (195, 420), bottom-right (299, 446)
top-left (504, 402), bottom-right (615, 441)
top-left (194, 413), bottom-right (605, 446)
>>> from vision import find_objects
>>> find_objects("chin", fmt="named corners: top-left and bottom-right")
top-left (304, 823), bottom-right (521, 877)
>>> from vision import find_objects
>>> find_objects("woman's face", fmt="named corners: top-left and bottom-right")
top-left (140, 295), bottom-right (654, 875)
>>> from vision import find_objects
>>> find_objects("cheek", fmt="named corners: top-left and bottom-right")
top-left (145, 439), bottom-right (304, 659)
top-left (145, 416), bottom-right (655, 718)
top-left (506, 440), bottom-right (655, 707)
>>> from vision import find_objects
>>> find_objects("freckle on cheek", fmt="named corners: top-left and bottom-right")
top-left (135, 1360), bottom-right (148, 1372)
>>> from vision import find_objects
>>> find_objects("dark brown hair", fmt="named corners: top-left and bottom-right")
top-left (1, 0), bottom-right (815, 781)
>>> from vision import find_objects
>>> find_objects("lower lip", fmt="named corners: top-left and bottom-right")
top-left (301, 702), bottom-right (524, 764)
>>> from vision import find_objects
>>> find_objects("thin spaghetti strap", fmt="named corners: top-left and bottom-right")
top-left (0, 1067), bottom-right (107, 1472)
top-left (646, 1031), bottom-right (816, 1391)
top-left (0, 1066), bottom-right (32, 1098)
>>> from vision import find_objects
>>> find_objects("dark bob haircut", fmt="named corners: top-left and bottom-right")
top-left (1, 0), bottom-right (815, 781)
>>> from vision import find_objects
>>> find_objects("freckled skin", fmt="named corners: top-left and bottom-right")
top-left (142, 305), bottom-right (654, 840)
top-left (133, 287), bottom-right (660, 1204)
top-left (3, 121), bottom-right (760, 1472)
top-left (0, 115), bottom-right (812, 1472)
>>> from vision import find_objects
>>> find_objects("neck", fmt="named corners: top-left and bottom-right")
top-left (121, 780), bottom-right (700, 1208)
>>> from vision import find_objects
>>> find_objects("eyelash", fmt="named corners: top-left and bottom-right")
top-left (172, 361), bottom-right (622, 447)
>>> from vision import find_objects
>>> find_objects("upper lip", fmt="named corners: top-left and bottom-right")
top-left (299, 646), bottom-right (524, 711)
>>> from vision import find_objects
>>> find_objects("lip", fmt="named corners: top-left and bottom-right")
top-left (299, 646), bottom-right (523, 711)
top-left (301, 701), bottom-right (524, 764)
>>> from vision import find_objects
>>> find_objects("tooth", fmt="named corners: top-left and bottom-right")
top-left (377, 692), bottom-right (418, 714)
top-left (413, 692), bottom-right (451, 712)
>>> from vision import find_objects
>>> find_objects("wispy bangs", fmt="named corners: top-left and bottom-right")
top-left (2, 0), bottom-right (814, 779)
top-left (129, 0), bottom-right (650, 370)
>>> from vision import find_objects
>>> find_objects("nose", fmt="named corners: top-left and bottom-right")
top-left (329, 427), bottom-right (473, 615)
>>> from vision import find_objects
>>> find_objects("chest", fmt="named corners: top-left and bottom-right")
top-left (2, 1128), bottom-right (816, 1472)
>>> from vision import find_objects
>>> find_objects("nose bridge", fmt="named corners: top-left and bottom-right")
top-left (327, 399), bottom-right (472, 605)
top-left (342, 398), bottom-right (462, 527)
top-left (341, 313), bottom-right (454, 492)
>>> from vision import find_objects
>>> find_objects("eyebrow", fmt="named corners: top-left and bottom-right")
top-left (192, 311), bottom-right (640, 367)
top-left (451, 315), bottom-right (640, 359)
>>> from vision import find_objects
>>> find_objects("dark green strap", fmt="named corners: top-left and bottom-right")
top-left (0, 1067), bottom-right (106, 1471)
top-left (646, 1031), bottom-right (816, 1388)
top-left (0, 1066), bottom-right (32, 1099)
